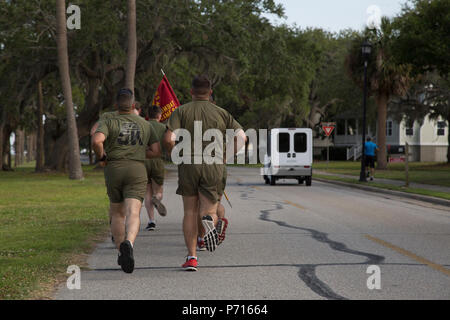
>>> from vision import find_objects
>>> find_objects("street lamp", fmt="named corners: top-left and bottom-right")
top-left (359, 40), bottom-right (372, 182)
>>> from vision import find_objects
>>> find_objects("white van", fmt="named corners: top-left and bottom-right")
top-left (262, 128), bottom-right (313, 186)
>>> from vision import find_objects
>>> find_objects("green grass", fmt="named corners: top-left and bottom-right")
top-left (0, 165), bottom-right (109, 300)
top-left (314, 173), bottom-right (450, 201)
top-left (314, 161), bottom-right (450, 188)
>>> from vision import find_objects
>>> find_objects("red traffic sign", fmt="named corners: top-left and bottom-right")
top-left (321, 122), bottom-right (336, 137)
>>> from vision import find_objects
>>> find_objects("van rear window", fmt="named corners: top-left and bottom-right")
top-left (278, 133), bottom-right (290, 152)
top-left (294, 133), bottom-right (307, 153)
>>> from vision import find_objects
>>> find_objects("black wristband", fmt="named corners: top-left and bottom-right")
top-left (99, 154), bottom-right (107, 162)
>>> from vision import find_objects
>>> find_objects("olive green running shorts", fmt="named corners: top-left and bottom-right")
top-left (144, 158), bottom-right (165, 186)
top-left (177, 163), bottom-right (224, 203)
top-left (104, 160), bottom-right (148, 203)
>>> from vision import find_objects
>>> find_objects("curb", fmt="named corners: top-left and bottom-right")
top-left (314, 177), bottom-right (450, 208)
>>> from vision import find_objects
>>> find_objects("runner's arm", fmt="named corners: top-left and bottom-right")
top-left (234, 129), bottom-right (247, 155)
top-left (163, 129), bottom-right (176, 154)
top-left (146, 142), bottom-right (161, 159)
top-left (92, 132), bottom-right (107, 166)
top-left (90, 122), bottom-right (99, 136)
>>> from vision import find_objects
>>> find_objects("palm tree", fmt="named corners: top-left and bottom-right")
top-left (125, 0), bottom-right (137, 92)
top-left (56, 0), bottom-right (83, 179)
top-left (346, 18), bottom-right (413, 169)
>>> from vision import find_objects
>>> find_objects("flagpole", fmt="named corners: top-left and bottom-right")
top-left (161, 69), bottom-right (166, 77)
top-left (223, 191), bottom-right (232, 208)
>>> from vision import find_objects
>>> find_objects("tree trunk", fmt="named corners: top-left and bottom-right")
top-left (45, 131), bottom-right (69, 172)
top-left (14, 131), bottom-right (20, 167)
top-left (376, 92), bottom-right (388, 170)
top-left (36, 80), bottom-right (46, 172)
top-left (0, 122), bottom-right (3, 170)
top-left (19, 130), bottom-right (25, 166)
top-left (125, 0), bottom-right (137, 92)
top-left (14, 130), bottom-right (25, 167)
top-left (2, 126), bottom-right (12, 170)
top-left (56, 0), bottom-right (83, 180)
top-left (88, 134), bottom-right (93, 165)
top-left (26, 134), bottom-right (32, 162)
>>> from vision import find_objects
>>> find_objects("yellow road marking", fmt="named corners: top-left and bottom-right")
top-left (284, 200), bottom-right (307, 211)
top-left (365, 235), bottom-right (450, 277)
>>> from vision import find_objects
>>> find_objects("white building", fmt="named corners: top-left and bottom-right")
top-left (333, 114), bottom-right (448, 162)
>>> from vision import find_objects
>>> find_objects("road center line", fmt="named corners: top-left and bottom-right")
top-left (284, 200), bottom-right (307, 211)
top-left (365, 235), bottom-right (450, 277)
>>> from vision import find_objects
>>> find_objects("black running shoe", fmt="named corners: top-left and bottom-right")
top-left (202, 215), bottom-right (219, 252)
top-left (145, 222), bottom-right (156, 231)
top-left (118, 240), bottom-right (134, 273)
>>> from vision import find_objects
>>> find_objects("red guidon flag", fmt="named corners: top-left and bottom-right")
top-left (152, 75), bottom-right (181, 122)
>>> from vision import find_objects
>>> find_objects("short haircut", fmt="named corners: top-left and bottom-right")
top-left (192, 75), bottom-right (211, 96)
top-left (117, 88), bottom-right (134, 112)
top-left (148, 105), bottom-right (162, 119)
top-left (134, 101), bottom-right (141, 111)
top-left (367, 137), bottom-right (372, 142)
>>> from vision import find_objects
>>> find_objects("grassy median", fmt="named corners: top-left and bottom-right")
top-left (0, 165), bottom-right (109, 300)
top-left (314, 161), bottom-right (450, 188)
top-left (314, 173), bottom-right (450, 201)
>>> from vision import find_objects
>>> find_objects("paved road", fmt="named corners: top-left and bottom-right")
top-left (56, 166), bottom-right (450, 300)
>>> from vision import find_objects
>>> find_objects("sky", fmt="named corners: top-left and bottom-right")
top-left (266, 0), bottom-right (410, 33)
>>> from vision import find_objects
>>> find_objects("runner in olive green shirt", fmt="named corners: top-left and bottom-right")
top-left (92, 88), bottom-right (161, 274)
top-left (163, 75), bottom-right (246, 271)
top-left (144, 105), bottom-right (168, 231)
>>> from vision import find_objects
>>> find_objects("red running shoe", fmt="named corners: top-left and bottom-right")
top-left (197, 238), bottom-right (207, 251)
top-left (216, 218), bottom-right (229, 245)
top-left (182, 257), bottom-right (198, 271)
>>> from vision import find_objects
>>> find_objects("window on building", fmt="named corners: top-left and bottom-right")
top-left (405, 128), bottom-right (413, 136)
top-left (386, 121), bottom-right (393, 136)
top-left (336, 120), bottom-right (345, 135)
top-left (437, 121), bottom-right (446, 136)
top-left (358, 120), bottom-right (370, 135)
top-left (347, 119), bottom-right (356, 136)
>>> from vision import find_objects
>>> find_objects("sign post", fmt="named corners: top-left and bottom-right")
top-left (321, 122), bottom-right (336, 169)
top-left (405, 142), bottom-right (409, 188)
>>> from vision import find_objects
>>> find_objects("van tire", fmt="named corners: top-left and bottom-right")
top-left (270, 176), bottom-right (276, 186)
top-left (264, 175), bottom-right (270, 184)
top-left (298, 178), bottom-right (304, 185)
top-left (306, 176), bottom-right (312, 186)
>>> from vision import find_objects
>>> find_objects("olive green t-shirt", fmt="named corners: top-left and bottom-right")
top-left (166, 100), bottom-right (242, 162)
top-left (149, 119), bottom-right (166, 144)
top-left (96, 113), bottom-right (158, 162)
top-left (149, 119), bottom-right (167, 159)
top-left (99, 111), bottom-right (118, 121)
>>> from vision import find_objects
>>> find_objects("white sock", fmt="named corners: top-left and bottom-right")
top-left (149, 220), bottom-right (155, 224)
top-left (188, 256), bottom-right (197, 261)
top-left (198, 237), bottom-right (203, 241)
